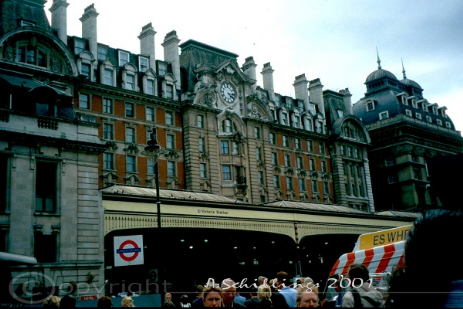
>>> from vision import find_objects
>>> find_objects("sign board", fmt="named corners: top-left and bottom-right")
top-left (114, 235), bottom-right (144, 267)
top-left (80, 295), bottom-right (98, 301)
top-left (354, 225), bottom-right (412, 250)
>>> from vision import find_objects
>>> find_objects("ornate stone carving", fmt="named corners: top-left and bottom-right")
top-left (193, 76), bottom-right (218, 107)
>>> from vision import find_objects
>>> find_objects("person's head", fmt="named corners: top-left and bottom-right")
top-left (257, 285), bottom-right (271, 301)
top-left (60, 294), bottom-right (76, 308)
top-left (276, 271), bottom-right (289, 286)
top-left (303, 277), bottom-right (313, 284)
top-left (97, 296), bottom-right (113, 308)
top-left (329, 274), bottom-right (342, 292)
top-left (221, 279), bottom-right (237, 307)
top-left (196, 284), bottom-right (204, 297)
top-left (296, 285), bottom-right (319, 308)
top-left (347, 263), bottom-right (369, 282)
top-left (121, 296), bottom-right (134, 307)
top-left (42, 295), bottom-right (61, 308)
top-left (180, 294), bottom-right (189, 303)
top-left (165, 293), bottom-right (172, 302)
top-left (257, 276), bottom-right (267, 286)
top-left (202, 286), bottom-right (222, 307)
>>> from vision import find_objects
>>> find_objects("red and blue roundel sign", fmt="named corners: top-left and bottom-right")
top-left (114, 235), bottom-right (144, 267)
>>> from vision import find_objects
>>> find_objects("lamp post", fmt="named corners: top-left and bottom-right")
top-left (141, 127), bottom-right (163, 229)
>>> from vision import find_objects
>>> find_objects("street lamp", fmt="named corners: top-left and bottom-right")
top-left (141, 127), bottom-right (164, 228)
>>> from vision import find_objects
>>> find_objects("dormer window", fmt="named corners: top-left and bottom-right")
top-left (166, 84), bottom-right (174, 99)
top-left (379, 111), bottom-right (389, 120)
top-left (405, 109), bottom-right (413, 117)
top-left (139, 56), bottom-right (149, 72)
top-left (308, 104), bottom-right (316, 114)
top-left (17, 45), bottom-right (47, 68)
top-left (437, 119), bottom-right (443, 126)
top-left (104, 68), bottom-right (113, 86)
top-left (366, 100), bottom-right (375, 111)
top-left (282, 113), bottom-right (288, 125)
top-left (126, 74), bottom-right (135, 90)
top-left (432, 106), bottom-right (438, 115)
top-left (337, 109), bottom-right (344, 117)
top-left (81, 63), bottom-right (90, 79)
top-left (445, 122), bottom-right (451, 129)
top-left (119, 51), bottom-right (129, 66)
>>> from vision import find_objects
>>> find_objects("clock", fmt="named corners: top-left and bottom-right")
top-left (220, 82), bottom-right (236, 103)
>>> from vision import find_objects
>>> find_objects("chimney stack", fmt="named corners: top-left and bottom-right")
top-left (162, 30), bottom-right (181, 89)
top-left (242, 56), bottom-right (257, 92)
top-left (138, 23), bottom-right (157, 73)
top-left (261, 62), bottom-right (274, 100)
top-left (50, 0), bottom-right (69, 45)
top-left (308, 78), bottom-right (325, 117)
top-left (339, 88), bottom-right (352, 114)
top-left (293, 73), bottom-right (309, 109)
top-left (80, 4), bottom-right (99, 60)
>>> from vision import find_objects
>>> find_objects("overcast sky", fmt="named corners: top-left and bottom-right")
top-left (45, 0), bottom-right (463, 131)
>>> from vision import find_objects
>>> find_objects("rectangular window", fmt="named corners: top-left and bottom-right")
top-left (167, 134), bottom-right (174, 149)
top-left (200, 163), bottom-right (207, 178)
top-left (294, 116), bottom-right (300, 128)
top-left (445, 122), bottom-right (451, 128)
top-left (416, 112), bottom-right (422, 120)
top-left (221, 141), bottom-right (229, 154)
top-left (254, 127), bottom-right (260, 139)
top-left (414, 167), bottom-right (422, 180)
top-left (167, 161), bottom-right (176, 177)
top-left (319, 142), bottom-right (325, 154)
top-left (323, 182), bottom-right (329, 194)
top-left (139, 56), bottom-right (149, 72)
top-left (224, 119), bottom-right (232, 133)
top-left (269, 133), bottom-right (276, 144)
top-left (283, 136), bottom-right (289, 147)
top-left (81, 63), bottom-right (90, 79)
top-left (166, 111), bottom-right (174, 125)
top-left (125, 102), bottom-right (134, 117)
top-left (366, 101), bottom-right (375, 111)
top-left (104, 68), bottom-right (113, 86)
top-left (405, 109), bottom-right (413, 117)
top-left (258, 171), bottom-right (264, 185)
top-left (35, 161), bottom-right (57, 213)
top-left (103, 123), bottom-right (113, 140)
top-left (426, 116), bottom-right (432, 123)
top-left (34, 234), bottom-right (57, 263)
top-left (256, 148), bottom-right (262, 161)
top-left (295, 138), bottom-right (301, 149)
top-left (166, 84), bottom-right (174, 99)
top-left (232, 142), bottom-right (239, 155)
top-left (340, 145), bottom-right (345, 156)
top-left (273, 175), bottom-right (280, 188)
top-left (307, 140), bottom-right (313, 152)
top-left (146, 107), bottom-right (154, 121)
top-left (286, 177), bottom-right (293, 191)
top-left (347, 146), bottom-right (352, 157)
top-left (199, 138), bottom-right (205, 152)
top-left (126, 74), bottom-right (135, 90)
top-left (103, 153), bottom-right (114, 170)
top-left (297, 157), bottom-right (303, 169)
top-left (222, 165), bottom-right (231, 180)
top-left (284, 154), bottom-right (291, 167)
top-left (299, 179), bottom-right (306, 192)
top-left (125, 127), bottom-right (135, 143)
top-left (198, 115), bottom-right (204, 128)
top-left (147, 79), bottom-right (155, 95)
top-left (79, 93), bottom-right (89, 109)
top-left (310, 158), bottom-right (315, 171)
top-left (321, 161), bottom-right (327, 173)
top-left (272, 153), bottom-right (278, 165)
top-left (126, 155), bottom-right (136, 172)
top-left (354, 148), bottom-right (359, 158)
top-left (119, 51), bottom-right (129, 66)
top-left (103, 98), bottom-right (113, 114)
top-left (260, 196), bottom-right (266, 204)
top-left (312, 180), bottom-right (318, 193)
top-left (147, 160), bottom-right (155, 174)
top-left (437, 119), bottom-right (443, 126)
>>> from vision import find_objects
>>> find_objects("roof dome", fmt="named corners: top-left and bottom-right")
top-left (365, 68), bottom-right (398, 84)
top-left (401, 78), bottom-right (422, 90)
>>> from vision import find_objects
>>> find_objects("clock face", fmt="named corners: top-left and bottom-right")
top-left (220, 82), bottom-right (236, 103)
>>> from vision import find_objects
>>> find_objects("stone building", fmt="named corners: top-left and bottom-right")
top-left (0, 0), bottom-right (106, 299)
top-left (353, 56), bottom-right (463, 211)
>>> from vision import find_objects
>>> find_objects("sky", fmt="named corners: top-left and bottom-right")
top-left (44, 0), bottom-right (463, 131)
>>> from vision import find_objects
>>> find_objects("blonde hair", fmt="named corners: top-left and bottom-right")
top-left (258, 285), bottom-right (272, 301)
top-left (121, 296), bottom-right (134, 307)
top-left (42, 295), bottom-right (61, 308)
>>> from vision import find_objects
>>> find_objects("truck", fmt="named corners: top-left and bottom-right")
top-left (323, 225), bottom-right (412, 306)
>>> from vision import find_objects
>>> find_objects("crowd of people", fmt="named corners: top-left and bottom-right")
top-left (35, 209), bottom-right (463, 308)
